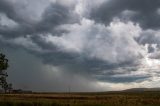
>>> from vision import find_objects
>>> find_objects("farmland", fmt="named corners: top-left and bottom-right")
top-left (0, 91), bottom-right (160, 106)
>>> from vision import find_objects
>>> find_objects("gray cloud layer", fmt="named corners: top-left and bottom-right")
top-left (0, 0), bottom-right (160, 91)
top-left (90, 0), bottom-right (160, 29)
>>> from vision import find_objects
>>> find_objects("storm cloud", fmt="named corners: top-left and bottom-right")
top-left (90, 0), bottom-right (160, 29)
top-left (0, 0), bottom-right (160, 91)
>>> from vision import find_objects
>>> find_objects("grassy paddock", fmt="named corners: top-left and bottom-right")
top-left (0, 91), bottom-right (160, 106)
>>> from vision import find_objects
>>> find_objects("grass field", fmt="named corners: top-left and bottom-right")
top-left (0, 91), bottom-right (160, 106)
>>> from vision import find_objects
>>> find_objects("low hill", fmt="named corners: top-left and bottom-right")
top-left (123, 88), bottom-right (160, 92)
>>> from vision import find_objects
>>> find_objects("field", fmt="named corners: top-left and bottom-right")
top-left (0, 91), bottom-right (160, 106)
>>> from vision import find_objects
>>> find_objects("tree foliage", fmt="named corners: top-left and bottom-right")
top-left (0, 53), bottom-right (12, 93)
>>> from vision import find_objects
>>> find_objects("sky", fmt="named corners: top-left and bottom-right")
top-left (0, 0), bottom-right (160, 92)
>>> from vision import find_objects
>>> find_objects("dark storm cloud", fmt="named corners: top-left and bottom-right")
top-left (90, 0), bottom-right (160, 29)
top-left (136, 31), bottom-right (160, 45)
top-left (37, 50), bottom-right (140, 81)
top-left (29, 35), bottom-right (56, 50)
top-left (135, 30), bottom-right (160, 55)
top-left (96, 76), bottom-right (149, 83)
top-left (0, 0), bottom-right (24, 37)
top-left (1, 0), bottom-right (160, 91)
top-left (35, 3), bottom-right (78, 33)
top-left (0, 44), bottom-right (100, 92)
top-left (0, 0), bottom-right (40, 38)
top-left (0, 0), bottom-right (21, 23)
top-left (0, 1), bottom-right (78, 38)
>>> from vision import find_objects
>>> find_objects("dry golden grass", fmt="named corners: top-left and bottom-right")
top-left (0, 91), bottom-right (160, 106)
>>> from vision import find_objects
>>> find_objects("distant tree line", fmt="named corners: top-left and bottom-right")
top-left (0, 53), bottom-right (12, 93)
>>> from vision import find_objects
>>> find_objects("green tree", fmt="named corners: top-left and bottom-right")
top-left (0, 53), bottom-right (12, 93)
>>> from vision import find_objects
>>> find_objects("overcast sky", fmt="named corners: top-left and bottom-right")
top-left (1, 0), bottom-right (160, 92)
